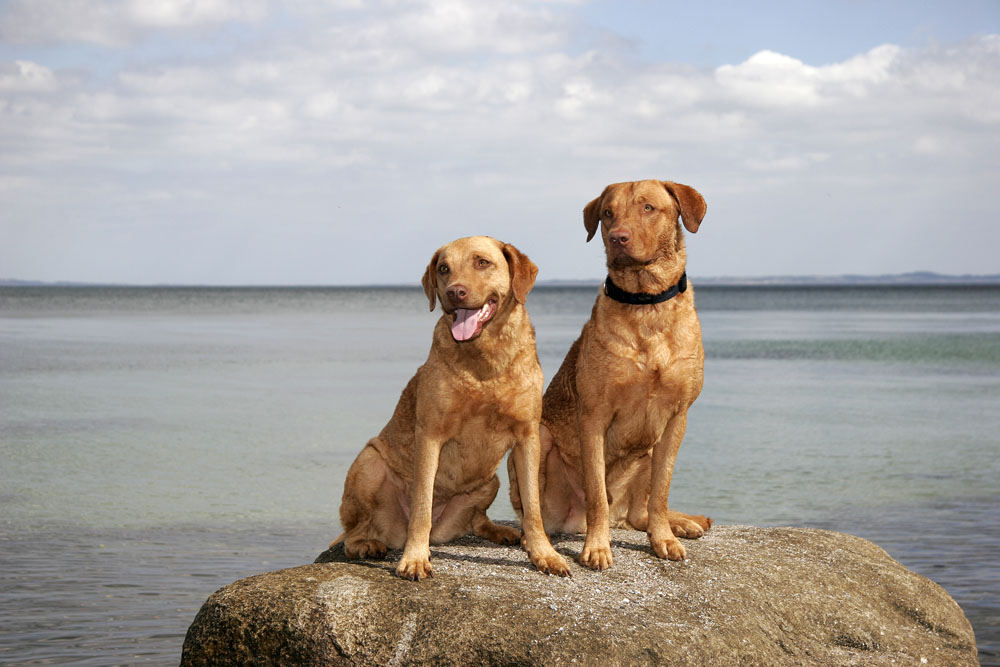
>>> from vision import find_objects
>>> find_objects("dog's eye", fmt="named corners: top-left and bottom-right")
top-left (438, 265), bottom-right (449, 275)
top-left (477, 259), bottom-right (491, 268)
top-left (644, 204), bottom-right (654, 212)
top-left (603, 209), bottom-right (613, 218)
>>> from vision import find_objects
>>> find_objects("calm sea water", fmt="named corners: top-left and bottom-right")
top-left (1, 284), bottom-right (998, 665)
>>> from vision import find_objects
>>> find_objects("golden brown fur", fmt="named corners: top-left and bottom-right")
top-left (333, 236), bottom-right (569, 580)
top-left (509, 180), bottom-right (712, 570)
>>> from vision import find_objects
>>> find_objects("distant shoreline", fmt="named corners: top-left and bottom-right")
top-left (546, 272), bottom-right (1000, 287)
top-left (3, 272), bottom-right (1000, 288)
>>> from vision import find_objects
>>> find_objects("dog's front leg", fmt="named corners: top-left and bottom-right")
top-left (647, 412), bottom-right (687, 561)
top-left (397, 429), bottom-right (443, 581)
top-left (578, 411), bottom-right (613, 570)
top-left (511, 423), bottom-right (571, 576)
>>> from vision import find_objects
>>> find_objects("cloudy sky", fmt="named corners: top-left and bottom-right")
top-left (1, 0), bottom-right (998, 285)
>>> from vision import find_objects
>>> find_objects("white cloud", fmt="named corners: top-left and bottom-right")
top-left (0, 174), bottom-right (37, 192)
top-left (0, 0), bottom-right (267, 46)
top-left (747, 152), bottom-right (830, 172)
top-left (0, 0), bottom-right (124, 46)
top-left (0, 60), bottom-right (58, 92)
top-left (303, 91), bottom-right (340, 119)
top-left (555, 76), bottom-right (606, 118)
top-left (118, 67), bottom-right (221, 94)
top-left (716, 50), bottom-right (824, 107)
top-left (824, 44), bottom-right (899, 88)
top-left (125, 0), bottom-right (268, 28)
top-left (323, 0), bottom-right (570, 58)
top-left (714, 44), bottom-right (903, 108)
top-left (913, 135), bottom-right (963, 157)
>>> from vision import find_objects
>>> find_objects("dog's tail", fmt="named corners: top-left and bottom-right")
top-left (328, 533), bottom-right (345, 548)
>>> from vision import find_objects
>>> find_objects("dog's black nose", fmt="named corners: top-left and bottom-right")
top-left (446, 284), bottom-right (468, 302)
top-left (609, 229), bottom-right (631, 246)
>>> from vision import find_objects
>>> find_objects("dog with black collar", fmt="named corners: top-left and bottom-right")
top-left (509, 179), bottom-right (712, 570)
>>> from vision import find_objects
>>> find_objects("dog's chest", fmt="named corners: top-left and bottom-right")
top-left (592, 314), bottom-right (703, 448)
top-left (606, 323), bottom-right (699, 383)
top-left (454, 365), bottom-right (540, 420)
top-left (434, 406), bottom-right (519, 489)
top-left (440, 372), bottom-right (535, 452)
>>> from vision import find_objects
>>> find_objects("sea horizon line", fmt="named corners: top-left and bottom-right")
top-left (3, 270), bottom-right (1000, 289)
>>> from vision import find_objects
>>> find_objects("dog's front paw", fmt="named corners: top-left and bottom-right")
top-left (530, 548), bottom-right (571, 577)
top-left (396, 554), bottom-right (433, 581)
top-left (650, 535), bottom-right (686, 561)
top-left (579, 541), bottom-right (613, 570)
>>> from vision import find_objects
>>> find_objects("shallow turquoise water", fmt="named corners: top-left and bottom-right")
top-left (1, 284), bottom-right (998, 664)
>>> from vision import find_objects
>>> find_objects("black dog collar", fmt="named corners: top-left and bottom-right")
top-left (604, 272), bottom-right (688, 305)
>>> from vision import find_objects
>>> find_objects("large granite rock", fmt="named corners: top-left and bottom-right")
top-left (180, 525), bottom-right (977, 666)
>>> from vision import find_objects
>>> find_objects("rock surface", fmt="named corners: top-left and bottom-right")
top-left (181, 525), bottom-right (977, 666)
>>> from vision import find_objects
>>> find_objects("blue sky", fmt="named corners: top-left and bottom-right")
top-left (1, 0), bottom-right (998, 284)
top-left (586, 1), bottom-right (1000, 66)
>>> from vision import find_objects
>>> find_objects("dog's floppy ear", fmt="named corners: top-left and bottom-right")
top-left (583, 194), bottom-right (603, 242)
top-left (502, 243), bottom-right (538, 304)
top-left (421, 250), bottom-right (440, 312)
top-left (662, 181), bottom-right (707, 234)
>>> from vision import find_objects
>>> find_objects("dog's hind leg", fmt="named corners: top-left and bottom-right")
top-left (544, 446), bottom-right (586, 534)
top-left (613, 453), bottom-right (652, 531)
top-left (472, 494), bottom-right (522, 546)
top-left (506, 453), bottom-right (523, 521)
top-left (337, 441), bottom-right (406, 559)
top-left (615, 451), bottom-right (710, 537)
top-left (526, 425), bottom-right (584, 535)
top-left (668, 510), bottom-right (712, 538)
top-left (472, 514), bottom-right (522, 546)
top-left (431, 475), bottom-right (522, 546)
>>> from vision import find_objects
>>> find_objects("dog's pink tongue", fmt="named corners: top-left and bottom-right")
top-left (451, 308), bottom-right (480, 341)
